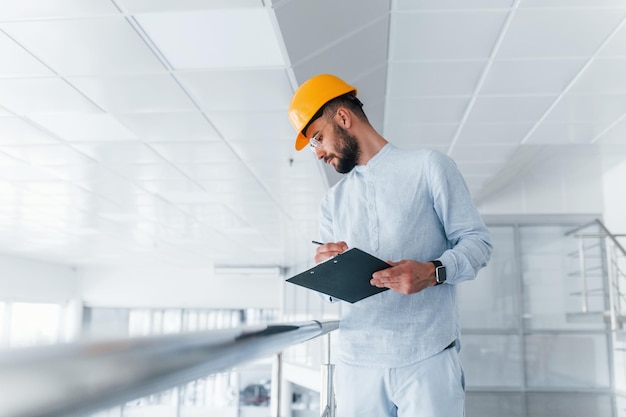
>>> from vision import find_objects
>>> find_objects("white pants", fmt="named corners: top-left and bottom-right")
top-left (334, 346), bottom-right (465, 417)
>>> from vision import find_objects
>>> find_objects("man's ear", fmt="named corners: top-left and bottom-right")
top-left (335, 108), bottom-right (352, 129)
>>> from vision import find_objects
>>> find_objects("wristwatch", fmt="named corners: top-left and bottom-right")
top-left (430, 260), bottom-right (446, 285)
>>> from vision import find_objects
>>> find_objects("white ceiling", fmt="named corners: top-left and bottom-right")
top-left (1, 0), bottom-right (626, 270)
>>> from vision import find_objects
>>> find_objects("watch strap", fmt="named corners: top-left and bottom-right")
top-left (430, 260), bottom-right (446, 285)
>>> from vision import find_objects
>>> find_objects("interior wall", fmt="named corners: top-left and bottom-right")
top-left (602, 159), bottom-right (626, 235)
top-left (477, 148), bottom-right (605, 215)
top-left (80, 265), bottom-right (281, 309)
top-left (0, 254), bottom-right (79, 303)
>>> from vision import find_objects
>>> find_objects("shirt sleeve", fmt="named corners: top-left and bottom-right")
top-left (319, 193), bottom-right (334, 244)
top-left (427, 150), bottom-right (493, 284)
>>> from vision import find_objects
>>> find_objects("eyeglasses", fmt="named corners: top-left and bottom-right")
top-left (308, 122), bottom-right (328, 152)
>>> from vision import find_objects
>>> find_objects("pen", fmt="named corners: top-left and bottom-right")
top-left (311, 240), bottom-right (324, 245)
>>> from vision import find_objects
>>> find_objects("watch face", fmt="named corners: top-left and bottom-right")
top-left (436, 266), bottom-right (447, 283)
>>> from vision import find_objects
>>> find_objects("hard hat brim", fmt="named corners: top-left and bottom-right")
top-left (295, 132), bottom-right (308, 151)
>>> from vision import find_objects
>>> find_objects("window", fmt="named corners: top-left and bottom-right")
top-left (9, 302), bottom-right (61, 348)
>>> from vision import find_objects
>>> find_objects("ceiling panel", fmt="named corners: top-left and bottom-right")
top-left (138, 179), bottom-right (207, 201)
top-left (119, 0), bottom-right (262, 13)
top-left (480, 59), bottom-right (586, 95)
top-left (68, 74), bottom-right (197, 113)
top-left (251, 155), bottom-right (320, 181)
top-left (274, 0), bottom-right (390, 65)
top-left (568, 58), bottom-right (626, 94)
top-left (544, 94), bottom-right (626, 123)
top-left (69, 172), bottom-right (151, 204)
top-left (0, 164), bottom-right (61, 182)
top-left (1, 17), bottom-right (165, 75)
top-left (525, 122), bottom-right (612, 144)
top-left (176, 69), bottom-right (293, 111)
top-left (150, 142), bottom-right (241, 164)
top-left (0, 117), bottom-right (58, 145)
top-left (0, 144), bottom-right (95, 165)
top-left (207, 110), bottom-right (294, 141)
top-left (599, 20), bottom-right (626, 57)
top-left (21, 180), bottom-right (90, 196)
top-left (456, 123), bottom-right (534, 145)
top-left (388, 61), bottom-right (485, 97)
top-left (355, 66), bottom-right (390, 111)
top-left (520, 0), bottom-right (626, 8)
top-left (72, 143), bottom-right (169, 164)
top-left (386, 97), bottom-right (470, 125)
top-left (466, 96), bottom-right (555, 123)
top-left (496, 8), bottom-right (626, 58)
top-left (291, 17), bottom-right (390, 88)
top-left (363, 100), bottom-right (386, 136)
top-left (0, 32), bottom-right (53, 77)
top-left (72, 193), bottom-right (126, 214)
top-left (0, 152), bottom-right (23, 165)
top-left (135, 8), bottom-right (284, 69)
top-left (395, 0), bottom-right (515, 9)
top-left (0, 0), bottom-right (119, 20)
top-left (457, 160), bottom-right (507, 177)
top-left (0, 77), bottom-right (101, 114)
top-left (449, 143), bottom-right (517, 162)
top-left (384, 123), bottom-right (458, 147)
top-left (30, 114), bottom-right (138, 142)
top-left (117, 112), bottom-right (221, 142)
top-left (391, 11), bottom-right (509, 60)
top-left (226, 139), bottom-right (296, 163)
top-left (195, 180), bottom-right (276, 208)
top-left (185, 203), bottom-right (252, 230)
top-left (594, 117), bottom-right (626, 144)
top-left (41, 164), bottom-right (132, 195)
top-left (177, 161), bottom-right (252, 181)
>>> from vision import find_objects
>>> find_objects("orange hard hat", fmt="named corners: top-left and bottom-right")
top-left (288, 74), bottom-right (357, 151)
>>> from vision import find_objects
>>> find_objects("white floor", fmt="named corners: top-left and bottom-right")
top-left (466, 391), bottom-right (621, 417)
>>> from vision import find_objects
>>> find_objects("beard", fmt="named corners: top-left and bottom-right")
top-left (331, 122), bottom-right (361, 174)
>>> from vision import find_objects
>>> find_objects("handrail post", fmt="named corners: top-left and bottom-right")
top-left (320, 333), bottom-right (336, 417)
top-left (578, 236), bottom-right (589, 313)
top-left (271, 352), bottom-right (283, 417)
top-left (608, 245), bottom-right (618, 332)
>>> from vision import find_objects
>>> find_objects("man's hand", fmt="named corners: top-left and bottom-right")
top-left (314, 241), bottom-right (349, 264)
top-left (370, 260), bottom-right (437, 294)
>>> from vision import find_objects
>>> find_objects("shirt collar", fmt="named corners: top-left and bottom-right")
top-left (355, 143), bottom-right (393, 173)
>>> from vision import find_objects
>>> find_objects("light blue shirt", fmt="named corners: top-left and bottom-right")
top-left (319, 144), bottom-right (492, 368)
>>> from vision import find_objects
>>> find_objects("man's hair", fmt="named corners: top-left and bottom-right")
top-left (322, 93), bottom-right (368, 123)
top-left (302, 93), bottom-right (368, 136)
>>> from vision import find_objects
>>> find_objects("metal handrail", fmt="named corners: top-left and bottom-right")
top-left (567, 219), bottom-right (626, 331)
top-left (0, 320), bottom-right (339, 417)
top-left (567, 218), bottom-right (626, 258)
top-left (594, 220), bottom-right (626, 258)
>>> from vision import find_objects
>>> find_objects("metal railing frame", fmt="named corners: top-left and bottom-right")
top-left (0, 319), bottom-right (339, 417)
top-left (566, 219), bottom-right (626, 330)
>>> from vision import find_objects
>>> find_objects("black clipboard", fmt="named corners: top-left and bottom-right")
top-left (286, 248), bottom-right (391, 303)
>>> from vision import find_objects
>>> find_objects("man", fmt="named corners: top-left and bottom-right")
top-left (287, 74), bottom-right (492, 417)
